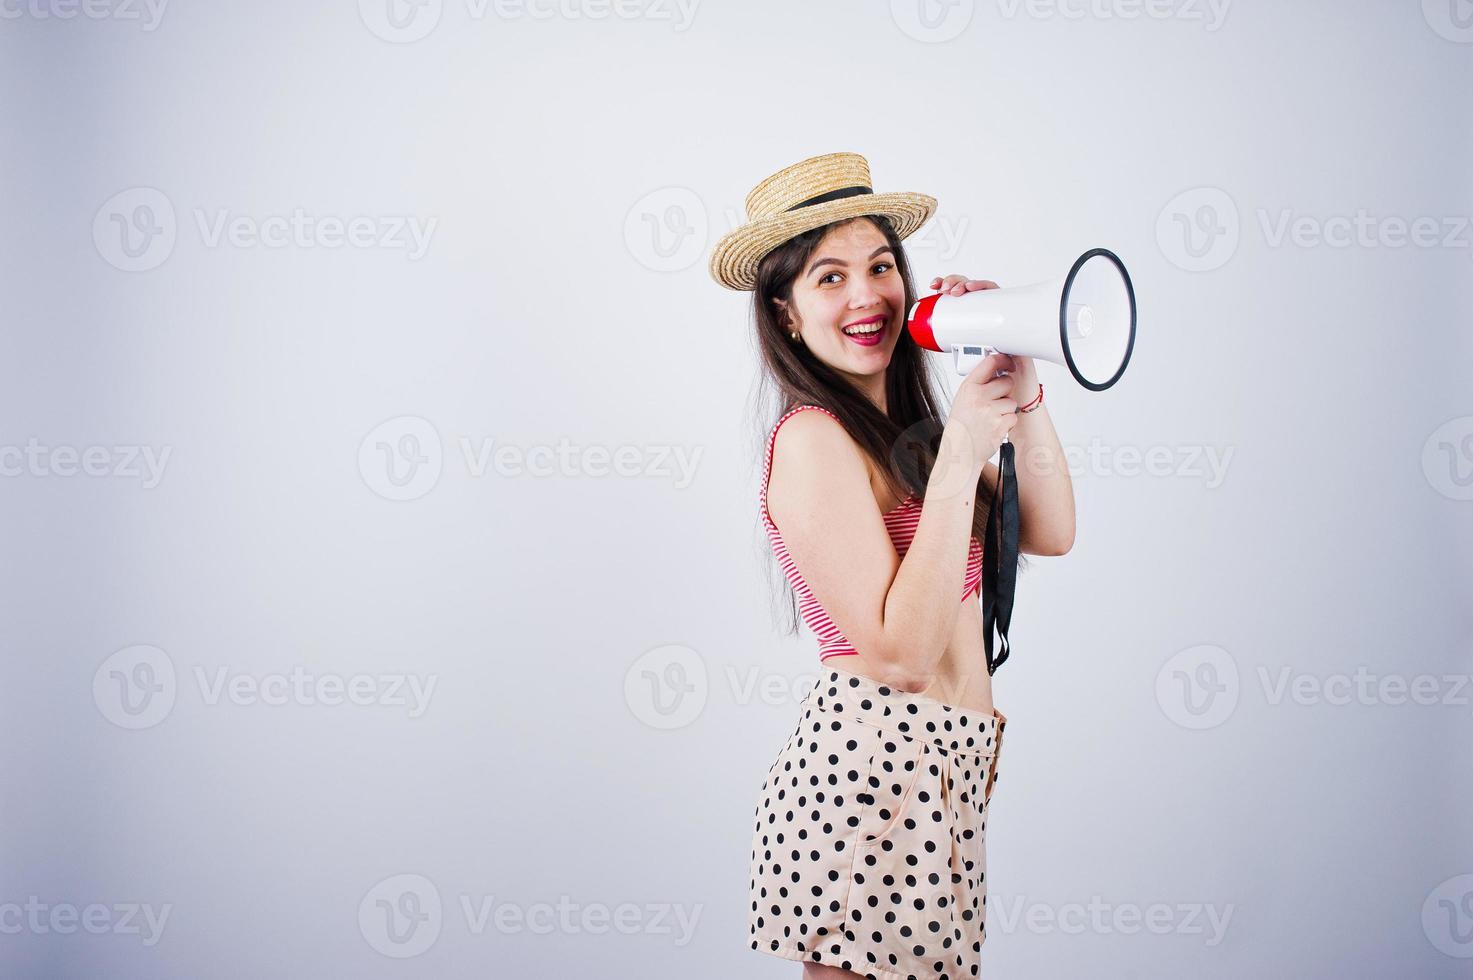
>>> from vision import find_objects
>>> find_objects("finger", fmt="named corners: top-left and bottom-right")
top-left (961, 351), bottom-right (1014, 383)
top-left (982, 374), bottom-right (1016, 396)
top-left (964, 280), bottom-right (999, 291)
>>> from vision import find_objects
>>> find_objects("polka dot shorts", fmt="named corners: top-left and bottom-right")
top-left (747, 665), bottom-right (1007, 979)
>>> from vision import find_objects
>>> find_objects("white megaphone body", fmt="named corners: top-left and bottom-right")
top-left (907, 247), bottom-right (1137, 391)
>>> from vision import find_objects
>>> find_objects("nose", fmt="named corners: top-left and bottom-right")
top-left (847, 277), bottom-right (885, 312)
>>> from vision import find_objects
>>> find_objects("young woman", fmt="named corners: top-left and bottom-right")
top-left (710, 152), bottom-right (1076, 979)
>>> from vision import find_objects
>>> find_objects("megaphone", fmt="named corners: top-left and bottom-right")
top-left (907, 247), bottom-right (1137, 390)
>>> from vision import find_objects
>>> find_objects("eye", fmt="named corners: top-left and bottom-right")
top-left (819, 262), bottom-right (892, 285)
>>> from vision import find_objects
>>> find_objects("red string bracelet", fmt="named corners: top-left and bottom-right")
top-left (1018, 383), bottom-right (1044, 413)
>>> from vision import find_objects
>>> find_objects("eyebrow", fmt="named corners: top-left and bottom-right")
top-left (805, 245), bottom-right (894, 279)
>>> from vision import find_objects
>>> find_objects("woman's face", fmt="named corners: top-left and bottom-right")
top-left (776, 218), bottom-right (907, 382)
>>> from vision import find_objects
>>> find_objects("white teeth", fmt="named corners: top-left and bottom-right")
top-left (843, 320), bottom-right (885, 336)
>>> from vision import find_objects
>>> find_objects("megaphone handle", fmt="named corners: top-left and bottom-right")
top-left (955, 345), bottom-right (983, 376)
top-left (955, 344), bottom-right (1006, 377)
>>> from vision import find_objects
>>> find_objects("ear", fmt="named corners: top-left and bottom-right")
top-left (771, 297), bottom-right (793, 328)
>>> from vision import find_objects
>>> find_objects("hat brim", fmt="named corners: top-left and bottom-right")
top-left (708, 191), bottom-right (938, 291)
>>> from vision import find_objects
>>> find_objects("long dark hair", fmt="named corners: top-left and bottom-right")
top-left (746, 213), bottom-right (1026, 637)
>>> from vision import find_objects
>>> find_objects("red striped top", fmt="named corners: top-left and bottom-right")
top-left (760, 404), bottom-right (984, 662)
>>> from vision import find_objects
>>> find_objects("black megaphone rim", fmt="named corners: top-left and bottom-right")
top-left (1059, 247), bottom-right (1136, 392)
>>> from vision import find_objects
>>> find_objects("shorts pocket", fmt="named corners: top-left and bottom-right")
top-left (983, 710), bottom-right (1007, 806)
top-left (853, 725), bottom-right (927, 848)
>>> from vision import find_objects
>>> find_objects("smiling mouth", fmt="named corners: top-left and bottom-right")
top-left (842, 317), bottom-right (887, 344)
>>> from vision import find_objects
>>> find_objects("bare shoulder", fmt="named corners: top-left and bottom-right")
top-left (767, 409), bottom-right (874, 528)
top-left (772, 408), bottom-right (863, 472)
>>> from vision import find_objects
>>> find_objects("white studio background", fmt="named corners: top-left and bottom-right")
top-left (1, 1), bottom-right (1469, 978)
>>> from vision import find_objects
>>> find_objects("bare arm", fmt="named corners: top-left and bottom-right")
top-left (766, 412), bottom-right (985, 692)
top-left (978, 396), bottom-right (1075, 557)
top-left (927, 273), bottom-right (1075, 556)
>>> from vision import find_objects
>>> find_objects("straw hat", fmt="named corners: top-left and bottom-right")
top-left (709, 151), bottom-right (938, 291)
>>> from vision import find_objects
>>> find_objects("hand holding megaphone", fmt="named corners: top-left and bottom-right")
top-left (911, 250), bottom-right (1137, 679)
top-left (945, 351), bottom-right (1022, 472)
top-left (908, 248), bottom-right (1137, 391)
